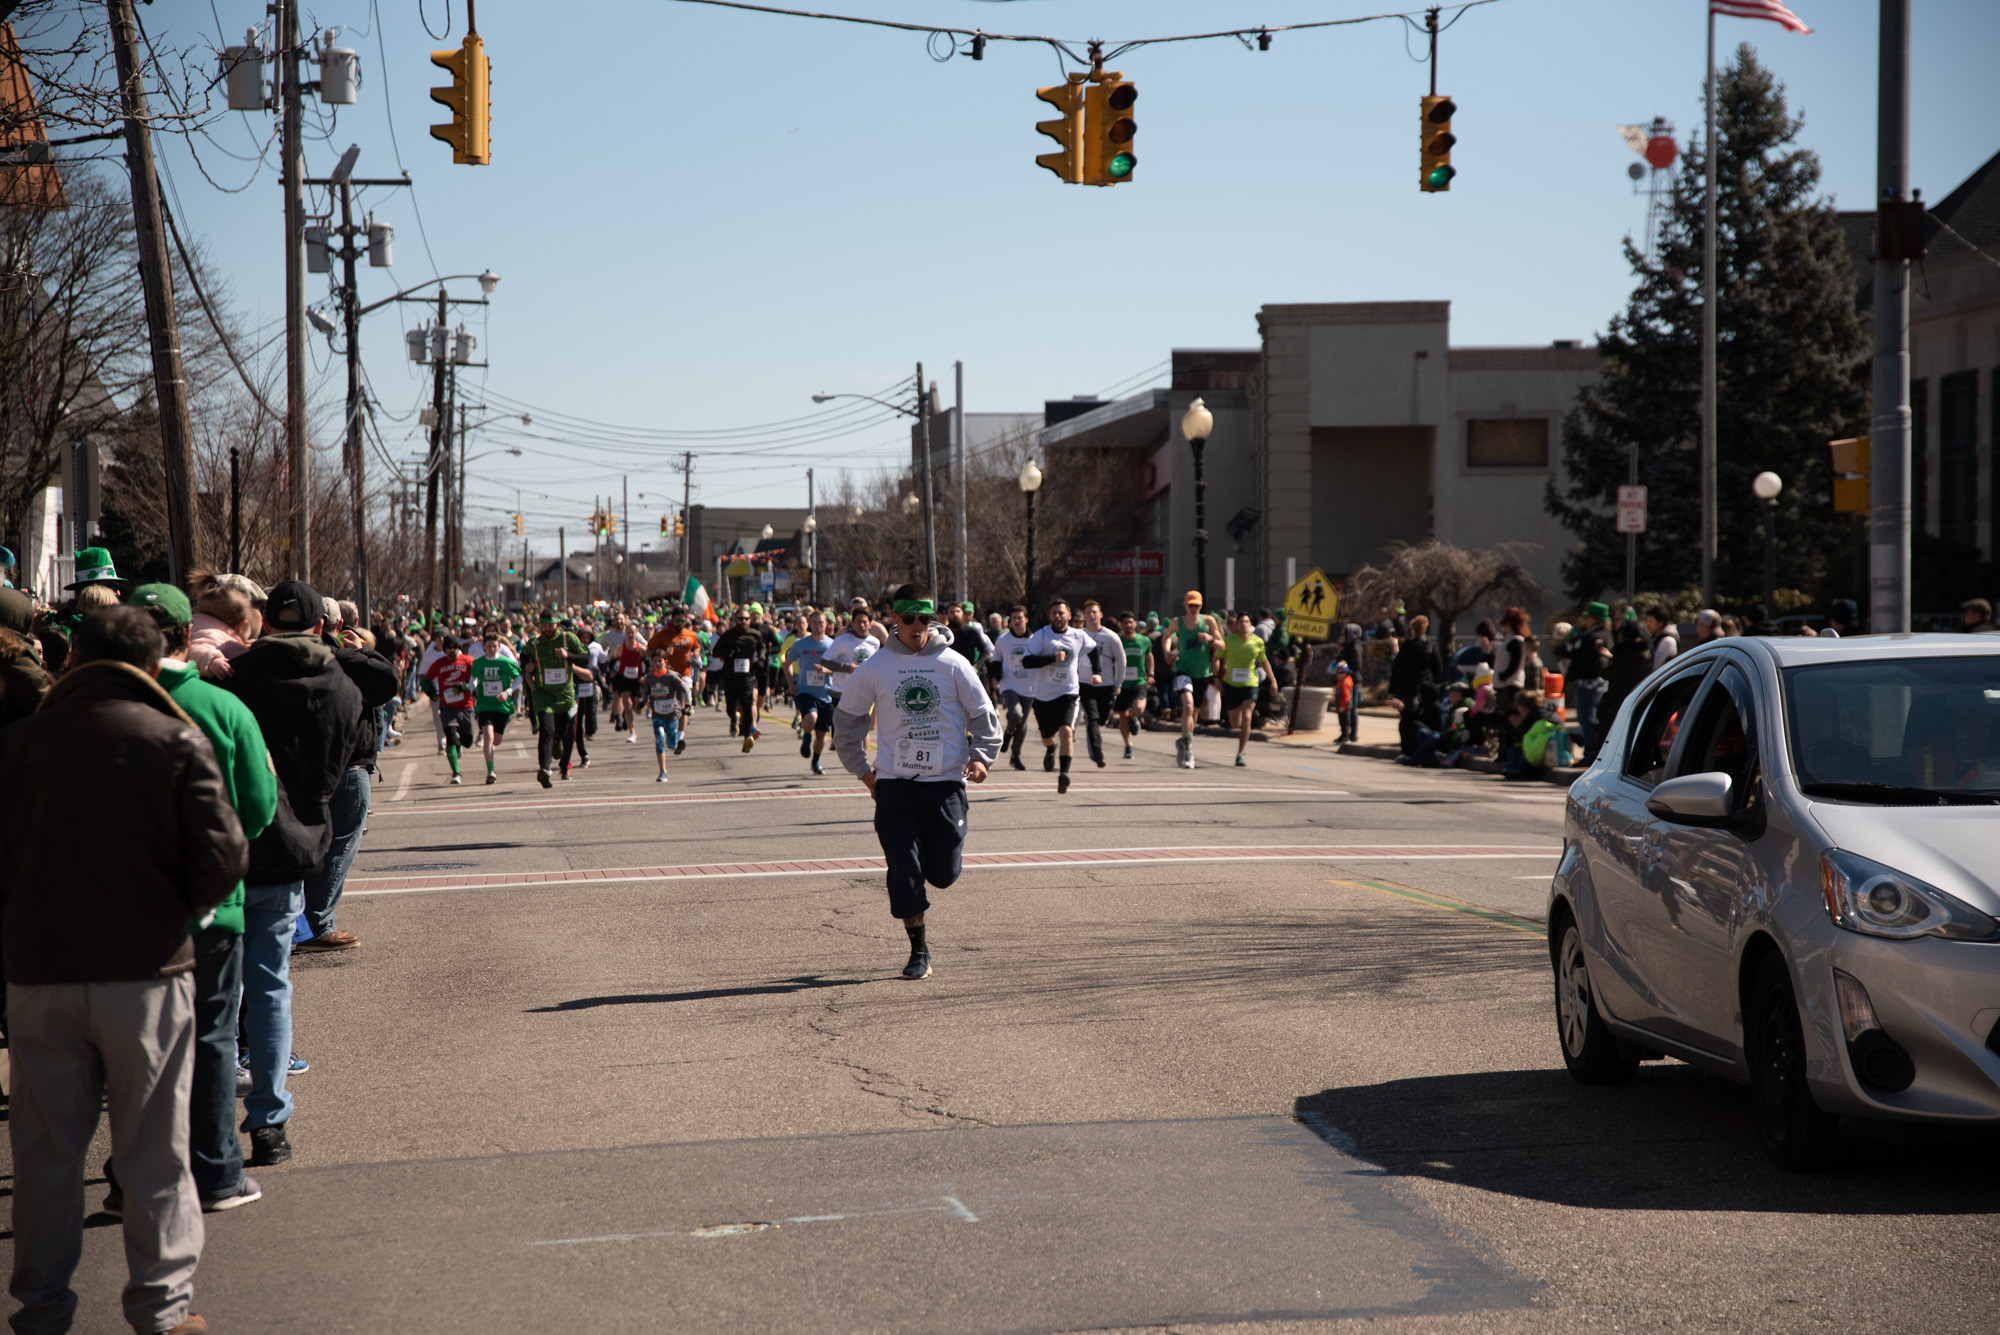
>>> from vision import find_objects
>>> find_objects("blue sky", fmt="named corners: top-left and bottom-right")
top-left (135, 0), bottom-right (2000, 555)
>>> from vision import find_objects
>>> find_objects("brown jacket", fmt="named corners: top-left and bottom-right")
top-left (0, 661), bottom-right (247, 984)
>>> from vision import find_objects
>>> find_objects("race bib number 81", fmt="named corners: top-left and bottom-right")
top-left (894, 736), bottom-right (946, 777)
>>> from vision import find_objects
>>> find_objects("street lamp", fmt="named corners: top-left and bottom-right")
top-left (1019, 459), bottom-right (1043, 613)
top-left (1182, 397), bottom-right (1215, 601)
top-left (762, 523), bottom-right (775, 539)
top-left (477, 270), bottom-right (500, 295)
top-left (1753, 470), bottom-right (1782, 615)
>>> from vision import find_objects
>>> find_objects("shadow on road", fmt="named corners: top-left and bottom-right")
top-left (1296, 1065), bottom-right (2000, 1214)
top-left (526, 975), bottom-right (873, 1012)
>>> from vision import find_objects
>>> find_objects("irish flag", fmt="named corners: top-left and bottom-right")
top-left (682, 575), bottom-right (715, 622)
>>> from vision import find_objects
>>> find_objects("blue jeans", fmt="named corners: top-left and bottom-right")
top-left (303, 766), bottom-right (371, 938)
top-left (240, 881), bottom-right (302, 1130)
top-left (1570, 679), bottom-right (1605, 754)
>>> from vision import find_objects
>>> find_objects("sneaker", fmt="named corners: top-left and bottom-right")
top-left (577, 758), bottom-right (591, 769)
top-left (675, 738), bottom-right (686, 755)
top-left (902, 948), bottom-right (932, 980)
top-left (1123, 745), bottom-right (1134, 760)
top-left (1235, 754), bottom-right (1248, 767)
top-left (800, 737), bottom-right (811, 759)
top-left (449, 773), bottom-right (462, 785)
top-left (248, 1125), bottom-right (292, 1166)
top-left (1043, 748), bottom-right (1055, 773)
top-left (810, 758), bottom-right (823, 775)
top-left (1094, 754), bottom-right (1106, 769)
top-left (202, 1175), bottom-right (263, 1213)
top-left (752, 725), bottom-right (763, 740)
top-left (627, 732), bottom-right (636, 743)
top-left (742, 735), bottom-right (755, 753)
top-left (655, 772), bottom-right (667, 783)
top-left (485, 772), bottom-right (497, 785)
top-left (1058, 772), bottom-right (1071, 795)
top-left (537, 768), bottom-right (552, 789)
top-left (100, 1184), bottom-right (122, 1217)
top-left (288, 1053), bottom-right (309, 1075)
top-left (387, 728), bottom-right (403, 740)
top-left (560, 767), bottom-right (571, 780)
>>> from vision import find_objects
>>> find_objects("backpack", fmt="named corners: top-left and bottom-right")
top-left (1521, 718), bottom-right (1557, 767)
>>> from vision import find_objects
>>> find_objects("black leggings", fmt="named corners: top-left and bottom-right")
top-left (536, 704), bottom-right (577, 772)
top-left (724, 677), bottom-right (757, 737)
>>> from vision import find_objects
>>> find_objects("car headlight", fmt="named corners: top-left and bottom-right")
top-left (1820, 850), bottom-right (2000, 942)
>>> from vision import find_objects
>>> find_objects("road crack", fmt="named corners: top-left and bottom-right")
top-left (799, 1004), bottom-right (991, 1127)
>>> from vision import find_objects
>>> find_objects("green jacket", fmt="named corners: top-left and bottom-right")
top-left (524, 631), bottom-right (586, 711)
top-left (157, 658), bottom-right (279, 934)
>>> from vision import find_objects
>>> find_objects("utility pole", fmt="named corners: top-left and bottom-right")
top-left (621, 474), bottom-right (630, 604)
top-left (806, 466), bottom-right (815, 606)
top-left (681, 451), bottom-right (692, 590)
top-left (453, 400), bottom-right (467, 614)
top-left (338, 174), bottom-right (367, 616)
top-left (1870, 0), bottom-right (1912, 634)
top-left (281, 0), bottom-right (309, 579)
top-left (916, 362), bottom-right (937, 595)
top-left (422, 289), bottom-right (447, 617)
top-left (954, 360), bottom-right (967, 606)
top-left (559, 525), bottom-right (568, 607)
top-left (229, 445), bottom-right (242, 571)
top-left (107, 0), bottom-right (199, 584)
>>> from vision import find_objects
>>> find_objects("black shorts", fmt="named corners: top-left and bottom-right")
top-left (1032, 694), bottom-right (1079, 738)
top-left (476, 709), bottom-right (509, 739)
top-left (1221, 683), bottom-right (1258, 713)
top-left (1114, 684), bottom-right (1142, 712)
top-left (798, 694), bottom-right (834, 724)
top-left (612, 672), bottom-right (644, 696)
top-left (442, 707), bottom-right (474, 748)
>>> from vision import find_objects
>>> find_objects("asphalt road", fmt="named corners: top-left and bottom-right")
top-left (23, 701), bottom-right (2000, 1333)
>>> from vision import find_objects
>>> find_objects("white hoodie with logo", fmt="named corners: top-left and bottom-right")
top-left (833, 626), bottom-right (1002, 782)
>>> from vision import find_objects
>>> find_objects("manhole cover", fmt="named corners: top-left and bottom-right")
top-left (372, 862), bottom-right (477, 873)
top-left (690, 1223), bottom-right (776, 1238)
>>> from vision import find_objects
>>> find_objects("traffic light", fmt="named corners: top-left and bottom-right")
top-left (1083, 75), bottom-right (1137, 186)
top-left (674, 514), bottom-right (685, 538)
top-left (1034, 76), bottom-right (1086, 184)
top-left (1420, 94), bottom-right (1456, 192)
top-left (1829, 436), bottom-right (1870, 512)
top-left (512, 513), bottom-right (525, 535)
top-left (429, 32), bottom-right (490, 165)
top-left (659, 514), bottom-right (670, 537)
top-left (605, 514), bottom-right (617, 538)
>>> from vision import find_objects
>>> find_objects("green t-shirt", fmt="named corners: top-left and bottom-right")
top-left (470, 654), bottom-right (522, 713)
top-left (1170, 616), bottom-right (1219, 678)
top-left (1121, 634), bottom-right (1152, 685)
top-left (1221, 633), bottom-right (1269, 686)
top-left (158, 659), bottom-right (278, 935)
top-left (524, 631), bottom-right (585, 710)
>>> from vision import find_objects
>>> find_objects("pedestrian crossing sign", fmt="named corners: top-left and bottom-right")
top-left (1284, 568), bottom-right (1338, 622)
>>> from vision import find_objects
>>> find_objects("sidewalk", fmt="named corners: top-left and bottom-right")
top-left (1270, 705), bottom-right (1586, 788)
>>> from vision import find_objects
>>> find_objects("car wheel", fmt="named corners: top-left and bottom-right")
top-left (1747, 952), bottom-right (1839, 1171)
top-left (1553, 913), bottom-right (1638, 1085)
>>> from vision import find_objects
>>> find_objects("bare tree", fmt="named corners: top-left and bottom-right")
top-left (1345, 540), bottom-right (1545, 657)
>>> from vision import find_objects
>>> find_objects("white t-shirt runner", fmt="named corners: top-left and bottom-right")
top-left (821, 630), bottom-right (881, 696)
top-left (1025, 625), bottom-right (1093, 701)
top-left (994, 630), bottom-right (1037, 699)
top-left (834, 632), bottom-right (1001, 782)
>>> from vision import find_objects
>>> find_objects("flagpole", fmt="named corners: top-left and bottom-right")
top-left (1700, 5), bottom-right (1719, 609)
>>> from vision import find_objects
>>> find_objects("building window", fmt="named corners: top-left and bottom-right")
top-left (1940, 371), bottom-right (1977, 547)
top-left (1465, 418), bottom-right (1550, 469)
top-left (1912, 379), bottom-right (1928, 532)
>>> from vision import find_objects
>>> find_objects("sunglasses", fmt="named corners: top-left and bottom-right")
top-left (897, 611), bottom-right (932, 625)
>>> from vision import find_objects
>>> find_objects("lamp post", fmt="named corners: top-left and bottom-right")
top-left (1181, 397), bottom-right (1215, 600)
top-left (1019, 459), bottom-right (1043, 614)
top-left (803, 512), bottom-right (817, 605)
top-left (1753, 471), bottom-right (1783, 615)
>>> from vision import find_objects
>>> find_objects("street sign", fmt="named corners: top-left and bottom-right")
top-left (1283, 567), bottom-right (1339, 622)
top-left (1616, 485), bottom-right (1648, 535)
top-left (1285, 614), bottom-right (1332, 641)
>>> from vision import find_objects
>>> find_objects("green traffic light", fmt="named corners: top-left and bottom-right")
top-left (1108, 151), bottom-right (1135, 179)
top-left (1425, 164), bottom-right (1456, 188)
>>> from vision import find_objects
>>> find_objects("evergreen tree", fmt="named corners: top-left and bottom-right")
top-left (1547, 46), bottom-right (1866, 606)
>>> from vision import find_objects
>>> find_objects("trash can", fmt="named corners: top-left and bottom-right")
top-left (1289, 685), bottom-right (1332, 732)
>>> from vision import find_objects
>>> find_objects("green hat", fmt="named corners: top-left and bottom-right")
top-left (66, 546), bottom-right (129, 591)
top-left (131, 583), bottom-right (191, 626)
top-left (538, 609), bottom-right (557, 623)
top-left (961, 600), bottom-right (975, 614)
top-left (1585, 601), bottom-right (1611, 620)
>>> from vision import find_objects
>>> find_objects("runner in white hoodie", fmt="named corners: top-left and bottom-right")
top-left (833, 583), bottom-right (1002, 980)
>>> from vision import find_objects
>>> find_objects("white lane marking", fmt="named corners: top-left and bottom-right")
top-left (368, 782), bottom-right (1350, 818)
top-left (391, 763), bottom-right (415, 802)
top-left (531, 1195), bottom-right (999, 1246)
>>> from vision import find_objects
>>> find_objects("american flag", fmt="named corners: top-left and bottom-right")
top-left (1710, 0), bottom-right (1812, 33)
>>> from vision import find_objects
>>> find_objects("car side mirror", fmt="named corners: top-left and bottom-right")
top-left (1646, 772), bottom-right (1734, 825)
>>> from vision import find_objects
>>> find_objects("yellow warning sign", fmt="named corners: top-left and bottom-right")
top-left (1285, 614), bottom-right (1332, 641)
top-left (1283, 567), bottom-right (1338, 622)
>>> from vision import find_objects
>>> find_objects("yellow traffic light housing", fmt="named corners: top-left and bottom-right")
top-left (1829, 435), bottom-right (1870, 513)
top-left (429, 33), bottom-right (490, 165)
top-left (1034, 76), bottom-right (1086, 184)
top-left (512, 513), bottom-right (525, 535)
top-left (1083, 74), bottom-right (1137, 186)
top-left (674, 514), bottom-right (686, 538)
top-left (1420, 94), bottom-right (1456, 192)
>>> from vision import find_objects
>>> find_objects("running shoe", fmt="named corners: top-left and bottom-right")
top-left (1094, 754), bottom-right (1106, 769)
top-left (449, 774), bottom-right (462, 785)
top-left (902, 948), bottom-right (932, 980)
top-left (485, 773), bottom-right (497, 785)
top-left (799, 737), bottom-right (811, 759)
top-left (628, 732), bottom-right (636, 743)
top-left (203, 1176), bottom-right (263, 1213)
top-left (538, 768), bottom-right (552, 789)
top-left (810, 758), bottom-right (823, 775)
top-left (1235, 754), bottom-right (1248, 767)
top-left (675, 738), bottom-right (686, 755)
top-left (288, 1054), bottom-right (309, 1075)
top-left (1009, 754), bottom-right (1026, 771)
top-left (1043, 748), bottom-right (1055, 773)
top-left (742, 734), bottom-right (755, 753)
top-left (1123, 745), bottom-right (1134, 760)
top-left (1058, 772), bottom-right (1071, 795)
top-left (560, 767), bottom-right (571, 781)
top-left (655, 772), bottom-right (667, 783)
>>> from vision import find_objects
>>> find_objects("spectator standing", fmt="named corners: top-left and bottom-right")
top-left (1493, 608), bottom-right (1531, 714)
top-left (299, 606), bottom-right (398, 947)
top-left (129, 584), bottom-right (277, 1213)
top-left (0, 587), bottom-right (51, 727)
top-left (1644, 606), bottom-right (1679, 669)
top-left (1388, 615), bottom-right (1442, 755)
top-left (217, 581), bottom-right (363, 1167)
top-left (1592, 621), bottom-right (1654, 763)
top-left (1, 606), bottom-right (248, 1335)
top-left (1823, 598), bottom-right (1857, 638)
top-left (1561, 605), bottom-right (1610, 749)
top-left (1963, 598), bottom-right (1998, 634)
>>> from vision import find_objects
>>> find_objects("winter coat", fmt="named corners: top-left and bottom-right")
top-left (1594, 640), bottom-right (1655, 748)
top-left (1389, 638), bottom-right (1442, 702)
top-left (0, 587), bottom-right (50, 728)
top-left (330, 642), bottom-right (400, 771)
top-left (157, 658), bottom-right (279, 934)
top-left (0, 661), bottom-right (246, 983)
top-left (219, 632), bottom-right (364, 884)
top-left (188, 611), bottom-right (251, 680)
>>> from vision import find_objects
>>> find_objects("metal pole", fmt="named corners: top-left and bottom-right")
top-left (341, 179), bottom-right (369, 616)
top-left (806, 467), bottom-right (815, 606)
top-left (559, 526), bottom-right (568, 608)
top-left (1763, 499), bottom-right (1777, 613)
top-left (282, 0), bottom-right (309, 580)
top-left (621, 474), bottom-right (629, 605)
top-left (108, 0), bottom-right (198, 585)
top-left (422, 288), bottom-right (446, 617)
top-left (953, 360), bottom-right (966, 605)
top-left (1699, 7), bottom-right (1718, 608)
top-left (454, 400), bottom-right (467, 615)
top-left (1870, 0), bottom-right (1912, 635)
top-left (1192, 437), bottom-right (1209, 599)
top-left (1624, 441), bottom-right (1637, 605)
top-left (681, 451), bottom-right (692, 591)
top-left (1024, 489), bottom-right (1036, 614)
top-left (916, 363), bottom-right (938, 595)
top-left (230, 445), bottom-right (241, 571)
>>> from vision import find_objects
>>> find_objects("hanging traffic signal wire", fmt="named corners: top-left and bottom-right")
top-left (660, 0), bottom-right (1504, 70)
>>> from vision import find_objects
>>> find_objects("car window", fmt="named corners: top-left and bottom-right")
top-left (1623, 667), bottom-right (1708, 787)
top-left (1783, 654), bottom-right (2000, 794)
top-left (1673, 665), bottom-right (1759, 811)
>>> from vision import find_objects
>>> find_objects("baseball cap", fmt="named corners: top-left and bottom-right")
top-left (130, 583), bottom-right (191, 626)
top-left (215, 573), bottom-right (268, 604)
top-left (1183, 590), bottom-right (1203, 605)
top-left (263, 579), bottom-right (324, 631)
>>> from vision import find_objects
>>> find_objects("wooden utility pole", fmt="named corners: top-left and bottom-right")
top-left (281, 0), bottom-right (309, 578)
top-left (107, 0), bottom-right (198, 582)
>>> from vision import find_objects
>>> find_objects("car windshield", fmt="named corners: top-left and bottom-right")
top-left (1784, 655), bottom-right (2000, 796)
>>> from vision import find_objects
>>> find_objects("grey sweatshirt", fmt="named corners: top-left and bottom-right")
top-left (832, 625), bottom-right (1002, 782)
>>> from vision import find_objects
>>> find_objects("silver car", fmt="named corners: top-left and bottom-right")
top-left (1548, 633), bottom-right (2000, 1167)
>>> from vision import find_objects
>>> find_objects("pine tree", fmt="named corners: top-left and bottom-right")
top-left (1547, 46), bottom-right (1866, 606)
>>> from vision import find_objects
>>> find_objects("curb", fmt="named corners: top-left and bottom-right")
top-left (1335, 742), bottom-right (1585, 788)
